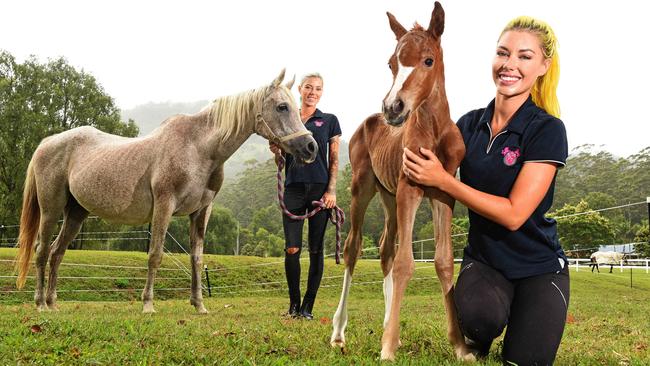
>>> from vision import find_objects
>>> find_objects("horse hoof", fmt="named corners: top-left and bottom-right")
top-left (380, 348), bottom-right (396, 361)
top-left (330, 337), bottom-right (345, 348)
top-left (36, 305), bottom-right (48, 312)
top-left (462, 353), bottom-right (477, 362)
top-left (196, 306), bottom-right (208, 315)
top-left (142, 303), bottom-right (156, 314)
top-left (456, 349), bottom-right (477, 362)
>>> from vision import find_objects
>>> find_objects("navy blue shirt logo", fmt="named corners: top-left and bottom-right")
top-left (501, 147), bottom-right (520, 166)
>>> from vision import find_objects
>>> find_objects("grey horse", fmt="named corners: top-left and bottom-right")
top-left (15, 69), bottom-right (317, 314)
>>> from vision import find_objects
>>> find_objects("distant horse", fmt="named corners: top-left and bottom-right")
top-left (589, 251), bottom-right (627, 273)
top-left (15, 70), bottom-right (317, 314)
top-left (330, 2), bottom-right (473, 361)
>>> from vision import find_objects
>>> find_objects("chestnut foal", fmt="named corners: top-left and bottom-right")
top-left (330, 2), bottom-right (474, 361)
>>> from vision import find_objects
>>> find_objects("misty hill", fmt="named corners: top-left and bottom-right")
top-left (121, 101), bottom-right (349, 180)
top-left (121, 100), bottom-right (210, 136)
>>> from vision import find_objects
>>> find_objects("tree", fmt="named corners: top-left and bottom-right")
top-left (253, 243), bottom-right (267, 257)
top-left (249, 205), bottom-right (282, 236)
top-left (205, 206), bottom-right (238, 255)
top-left (633, 221), bottom-right (649, 258)
top-left (237, 227), bottom-right (254, 255)
top-left (240, 243), bottom-right (255, 256)
top-left (216, 159), bottom-right (279, 228)
top-left (550, 200), bottom-right (615, 253)
top-left (252, 228), bottom-right (271, 257)
top-left (0, 51), bottom-right (138, 224)
top-left (249, 227), bottom-right (284, 257)
top-left (554, 145), bottom-right (650, 225)
top-left (266, 233), bottom-right (285, 257)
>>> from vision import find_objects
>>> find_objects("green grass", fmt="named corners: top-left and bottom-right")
top-left (0, 248), bottom-right (649, 365)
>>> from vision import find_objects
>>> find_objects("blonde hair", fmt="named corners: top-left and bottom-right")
top-left (501, 16), bottom-right (560, 118)
top-left (299, 72), bottom-right (323, 88)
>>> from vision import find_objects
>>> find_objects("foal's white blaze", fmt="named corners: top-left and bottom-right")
top-left (331, 267), bottom-right (353, 346)
top-left (386, 50), bottom-right (414, 108)
top-left (383, 268), bottom-right (394, 329)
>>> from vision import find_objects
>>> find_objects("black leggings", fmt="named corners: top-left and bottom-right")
top-left (282, 183), bottom-right (329, 305)
top-left (454, 257), bottom-right (570, 366)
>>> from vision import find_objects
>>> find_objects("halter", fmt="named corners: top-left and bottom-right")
top-left (254, 112), bottom-right (313, 145)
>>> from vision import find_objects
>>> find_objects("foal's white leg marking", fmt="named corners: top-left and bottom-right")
top-left (386, 50), bottom-right (414, 107)
top-left (383, 268), bottom-right (394, 329)
top-left (331, 268), bottom-right (352, 347)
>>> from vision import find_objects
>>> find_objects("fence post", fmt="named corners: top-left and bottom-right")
top-left (646, 197), bottom-right (649, 259)
top-left (620, 259), bottom-right (623, 273)
top-left (204, 264), bottom-right (212, 297)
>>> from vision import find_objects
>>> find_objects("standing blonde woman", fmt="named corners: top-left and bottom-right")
top-left (270, 73), bottom-right (341, 319)
top-left (403, 17), bottom-right (568, 365)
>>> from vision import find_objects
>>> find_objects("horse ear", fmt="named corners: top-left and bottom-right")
top-left (272, 68), bottom-right (286, 88)
top-left (427, 1), bottom-right (445, 38)
top-left (285, 74), bottom-right (296, 90)
top-left (387, 12), bottom-right (407, 41)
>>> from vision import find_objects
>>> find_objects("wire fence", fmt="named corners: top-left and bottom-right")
top-left (0, 200), bottom-right (648, 304)
top-left (0, 253), bottom-right (441, 304)
top-left (1, 249), bottom-right (648, 306)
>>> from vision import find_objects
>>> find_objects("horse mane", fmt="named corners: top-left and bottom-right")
top-left (206, 86), bottom-right (270, 143)
top-left (411, 22), bottom-right (424, 31)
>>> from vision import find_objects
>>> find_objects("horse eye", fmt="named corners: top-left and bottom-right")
top-left (424, 58), bottom-right (434, 67)
top-left (276, 103), bottom-right (289, 112)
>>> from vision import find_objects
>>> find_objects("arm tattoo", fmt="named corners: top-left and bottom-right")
top-left (327, 136), bottom-right (340, 194)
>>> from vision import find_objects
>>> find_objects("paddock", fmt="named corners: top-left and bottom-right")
top-left (1, 198), bottom-right (648, 363)
top-left (0, 247), bottom-right (648, 365)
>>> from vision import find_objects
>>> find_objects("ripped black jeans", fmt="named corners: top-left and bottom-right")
top-left (454, 257), bottom-right (570, 366)
top-left (282, 183), bottom-right (329, 306)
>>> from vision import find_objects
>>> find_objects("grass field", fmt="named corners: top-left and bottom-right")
top-left (1, 248), bottom-right (649, 365)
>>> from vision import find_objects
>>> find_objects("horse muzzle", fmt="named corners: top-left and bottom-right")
top-left (284, 135), bottom-right (318, 164)
top-left (383, 110), bottom-right (410, 127)
top-left (382, 99), bottom-right (410, 126)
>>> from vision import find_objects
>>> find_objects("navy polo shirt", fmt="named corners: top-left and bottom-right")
top-left (457, 96), bottom-right (568, 280)
top-left (285, 109), bottom-right (342, 185)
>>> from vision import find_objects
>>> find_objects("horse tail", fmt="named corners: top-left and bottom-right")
top-left (15, 159), bottom-right (40, 290)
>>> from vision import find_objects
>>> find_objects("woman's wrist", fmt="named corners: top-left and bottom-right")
top-left (438, 171), bottom-right (455, 193)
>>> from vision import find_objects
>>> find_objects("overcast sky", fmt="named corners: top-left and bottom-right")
top-left (3, 0), bottom-right (648, 157)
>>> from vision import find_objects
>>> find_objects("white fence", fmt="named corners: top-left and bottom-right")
top-left (410, 258), bottom-right (650, 273)
top-left (568, 258), bottom-right (650, 273)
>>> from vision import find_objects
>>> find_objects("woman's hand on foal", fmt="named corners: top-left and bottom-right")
top-left (322, 191), bottom-right (337, 209)
top-left (402, 147), bottom-right (448, 188)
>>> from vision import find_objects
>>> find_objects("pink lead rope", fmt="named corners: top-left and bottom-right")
top-left (276, 155), bottom-right (345, 264)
